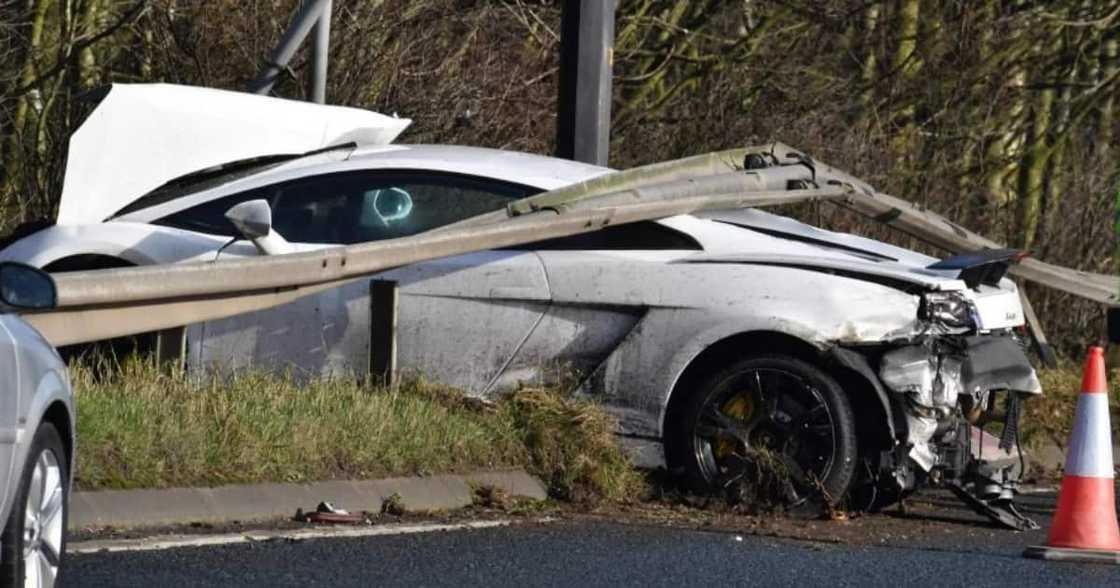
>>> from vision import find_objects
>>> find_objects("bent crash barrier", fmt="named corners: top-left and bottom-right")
top-left (26, 178), bottom-right (851, 345)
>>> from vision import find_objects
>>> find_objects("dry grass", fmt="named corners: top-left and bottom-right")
top-left (73, 359), bottom-right (645, 504)
top-left (72, 356), bottom-right (1106, 504)
top-left (501, 387), bottom-right (647, 504)
top-left (1021, 361), bottom-right (1120, 452)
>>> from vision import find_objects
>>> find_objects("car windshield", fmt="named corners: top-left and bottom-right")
top-left (111, 142), bottom-right (358, 218)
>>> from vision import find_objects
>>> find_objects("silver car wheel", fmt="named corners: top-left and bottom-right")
top-left (21, 449), bottom-right (63, 588)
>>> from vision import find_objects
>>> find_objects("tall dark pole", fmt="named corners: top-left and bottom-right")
top-left (248, 0), bottom-right (331, 100)
top-left (556, 0), bottom-right (616, 166)
top-left (308, 0), bottom-right (332, 103)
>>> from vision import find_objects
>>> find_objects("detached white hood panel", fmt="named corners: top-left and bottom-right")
top-left (58, 83), bottom-right (411, 224)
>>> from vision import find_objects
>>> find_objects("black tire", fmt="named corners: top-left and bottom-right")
top-left (1, 423), bottom-right (68, 588)
top-left (668, 355), bottom-right (858, 505)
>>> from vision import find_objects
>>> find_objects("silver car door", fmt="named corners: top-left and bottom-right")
top-left (491, 221), bottom-right (706, 394)
top-left (183, 170), bottom-right (543, 383)
top-left (188, 250), bottom-right (551, 390)
top-left (376, 250), bottom-right (551, 395)
top-left (0, 316), bottom-right (20, 511)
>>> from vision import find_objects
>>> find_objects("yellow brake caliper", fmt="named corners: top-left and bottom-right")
top-left (714, 392), bottom-right (754, 459)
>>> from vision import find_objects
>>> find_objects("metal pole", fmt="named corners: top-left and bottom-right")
top-left (248, 0), bottom-right (330, 96)
top-left (309, 0), bottom-right (332, 103)
top-left (556, 0), bottom-right (616, 166)
top-left (369, 280), bottom-right (399, 388)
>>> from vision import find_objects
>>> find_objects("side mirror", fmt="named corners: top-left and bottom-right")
top-left (225, 200), bottom-right (292, 256)
top-left (226, 199), bottom-right (273, 241)
top-left (0, 262), bottom-right (57, 310)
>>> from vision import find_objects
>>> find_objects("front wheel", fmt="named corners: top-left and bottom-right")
top-left (670, 355), bottom-right (858, 506)
top-left (1, 422), bottom-right (68, 588)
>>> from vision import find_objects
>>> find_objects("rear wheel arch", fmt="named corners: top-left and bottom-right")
top-left (827, 347), bottom-right (900, 451)
top-left (663, 331), bottom-right (895, 471)
top-left (664, 331), bottom-right (823, 436)
top-left (41, 401), bottom-right (73, 470)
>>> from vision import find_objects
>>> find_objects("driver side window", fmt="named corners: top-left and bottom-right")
top-left (156, 171), bottom-right (537, 244)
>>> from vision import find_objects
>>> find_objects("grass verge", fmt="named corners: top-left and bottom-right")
top-left (73, 359), bottom-right (645, 504)
top-left (74, 358), bottom-right (1101, 506)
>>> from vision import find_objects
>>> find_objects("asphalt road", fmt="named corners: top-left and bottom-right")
top-left (64, 515), bottom-right (1120, 587)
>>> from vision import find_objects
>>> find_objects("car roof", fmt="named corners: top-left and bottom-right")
top-left (342, 144), bottom-right (613, 190)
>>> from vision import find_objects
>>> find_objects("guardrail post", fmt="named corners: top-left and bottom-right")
top-left (369, 280), bottom-right (398, 388)
top-left (154, 327), bottom-right (186, 370)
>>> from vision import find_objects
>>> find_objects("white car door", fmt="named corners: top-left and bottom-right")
top-left (376, 250), bottom-right (550, 394)
top-left (182, 170), bottom-right (549, 392)
top-left (188, 250), bottom-right (551, 393)
top-left (0, 316), bottom-right (20, 511)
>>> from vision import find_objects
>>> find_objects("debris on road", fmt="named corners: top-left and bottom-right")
top-left (381, 494), bottom-right (406, 517)
top-left (295, 502), bottom-right (370, 525)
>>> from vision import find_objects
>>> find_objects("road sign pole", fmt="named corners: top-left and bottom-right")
top-left (248, 0), bottom-right (330, 97)
top-left (556, 0), bottom-right (616, 166)
top-left (308, 0), bottom-right (332, 103)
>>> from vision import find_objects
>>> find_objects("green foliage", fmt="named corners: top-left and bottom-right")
top-left (73, 359), bottom-right (525, 489)
top-left (72, 358), bottom-right (644, 504)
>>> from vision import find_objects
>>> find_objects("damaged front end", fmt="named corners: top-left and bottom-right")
top-left (849, 287), bottom-right (1043, 530)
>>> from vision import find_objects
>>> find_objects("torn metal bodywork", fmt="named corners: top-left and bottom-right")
top-left (839, 327), bottom-right (1041, 529)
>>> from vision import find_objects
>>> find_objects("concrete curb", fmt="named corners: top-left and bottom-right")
top-left (1029, 444), bottom-right (1120, 473)
top-left (69, 469), bottom-right (548, 531)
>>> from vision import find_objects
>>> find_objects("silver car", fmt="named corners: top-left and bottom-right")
top-left (0, 263), bottom-right (72, 588)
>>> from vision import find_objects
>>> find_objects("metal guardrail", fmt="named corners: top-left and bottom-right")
top-left (837, 189), bottom-right (1119, 305)
top-left (26, 172), bottom-right (850, 346)
top-left (21, 143), bottom-right (1117, 347)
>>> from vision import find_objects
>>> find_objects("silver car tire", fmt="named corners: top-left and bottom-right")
top-left (1, 423), bottom-right (67, 588)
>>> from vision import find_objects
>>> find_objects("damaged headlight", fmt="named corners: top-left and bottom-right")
top-left (922, 291), bottom-right (978, 330)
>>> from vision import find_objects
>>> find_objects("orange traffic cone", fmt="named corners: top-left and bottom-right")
top-left (1024, 346), bottom-right (1120, 564)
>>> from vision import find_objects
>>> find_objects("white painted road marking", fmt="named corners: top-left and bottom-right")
top-left (68, 519), bottom-right (531, 555)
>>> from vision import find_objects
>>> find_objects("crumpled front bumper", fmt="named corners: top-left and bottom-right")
top-left (878, 334), bottom-right (1040, 473)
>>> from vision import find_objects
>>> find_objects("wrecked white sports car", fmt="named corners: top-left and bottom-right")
top-left (0, 84), bottom-right (1043, 527)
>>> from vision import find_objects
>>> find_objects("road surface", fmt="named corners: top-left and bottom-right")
top-left (64, 490), bottom-right (1120, 588)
